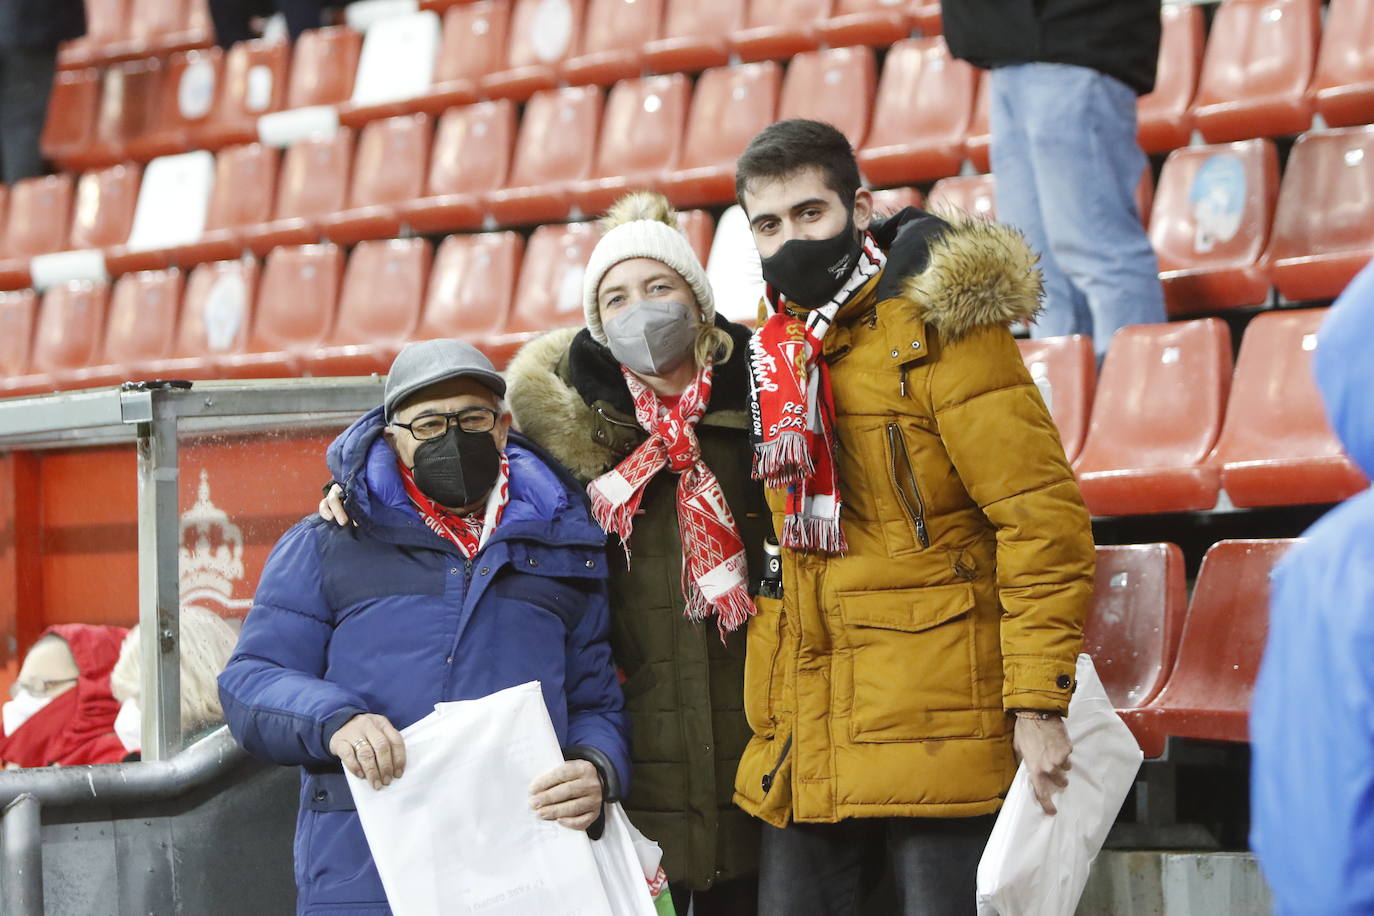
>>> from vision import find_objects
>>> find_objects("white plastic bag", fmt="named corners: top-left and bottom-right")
top-left (975, 654), bottom-right (1143, 916)
top-left (591, 803), bottom-right (662, 916)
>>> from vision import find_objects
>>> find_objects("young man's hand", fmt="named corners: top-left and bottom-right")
top-left (1013, 715), bottom-right (1072, 815)
top-left (330, 713), bottom-right (406, 790)
top-left (529, 760), bottom-right (603, 830)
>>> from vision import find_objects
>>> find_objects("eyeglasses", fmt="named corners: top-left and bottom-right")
top-left (9, 677), bottom-right (77, 699)
top-left (392, 407), bottom-right (499, 441)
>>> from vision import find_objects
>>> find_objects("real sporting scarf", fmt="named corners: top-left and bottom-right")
top-left (399, 456), bottom-right (510, 559)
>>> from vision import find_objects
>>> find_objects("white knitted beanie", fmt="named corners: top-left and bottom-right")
top-left (582, 193), bottom-right (715, 346)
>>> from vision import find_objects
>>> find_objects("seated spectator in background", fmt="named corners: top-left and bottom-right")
top-left (219, 339), bottom-right (630, 914)
top-left (109, 605), bottom-right (241, 759)
top-left (0, 624), bottom-right (128, 768)
top-left (1251, 259), bottom-right (1374, 914)
top-left (0, 0), bottom-right (85, 181)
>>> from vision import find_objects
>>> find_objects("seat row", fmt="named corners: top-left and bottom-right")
top-left (1086, 538), bottom-right (1293, 758)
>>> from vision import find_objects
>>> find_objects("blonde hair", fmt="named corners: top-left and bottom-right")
top-left (110, 605), bottom-right (240, 735)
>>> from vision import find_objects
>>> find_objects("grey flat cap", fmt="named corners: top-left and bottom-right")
top-left (384, 339), bottom-right (506, 420)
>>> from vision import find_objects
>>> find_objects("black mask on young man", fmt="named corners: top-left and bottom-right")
top-left (758, 215), bottom-right (863, 308)
top-left (411, 425), bottom-right (502, 510)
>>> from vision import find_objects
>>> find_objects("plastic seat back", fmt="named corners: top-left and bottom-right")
top-left (346, 115), bottom-right (431, 208)
top-left (284, 27), bottom-right (364, 109)
top-left (1148, 539), bottom-right (1294, 736)
top-left (1076, 319), bottom-right (1232, 476)
top-left (504, 0), bottom-right (587, 73)
top-left (424, 101), bottom-right (516, 196)
top-left (1312, 0), bottom-right (1374, 128)
top-left (926, 173), bottom-right (996, 220)
top-left (679, 62), bottom-right (781, 171)
top-left (128, 0), bottom-right (189, 44)
top-left (172, 258), bottom-right (258, 360)
top-left (273, 131), bottom-right (355, 220)
top-left (1149, 138), bottom-right (1279, 313)
top-left (0, 291), bottom-right (39, 377)
top-left (417, 232), bottom-right (524, 340)
top-left (504, 222), bottom-right (600, 336)
top-left (205, 143), bottom-right (278, 232)
top-left (41, 69), bottom-right (101, 166)
top-left (739, 0), bottom-right (830, 35)
top-left (1191, 0), bottom-right (1320, 142)
top-left (124, 151), bottom-right (215, 252)
top-left (91, 59), bottom-right (163, 160)
top-left (58, 0), bottom-right (128, 67)
top-left (777, 46), bottom-right (876, 148)
top-left (29, 281), bottom-right (111, 375)
top-left (1, 175), bottom-right (75, 258)
top-left (68, 164), bottom-right (142, 249)
top-left (245, 244), bottom-right (343, 352)
top-left (202, 39), bottom-right (290, 141)
top-left (1137, 3), bottom-right (1205, 153)
top-left (705, 204), bottom-right (764, 326)
top-left (506, 86), bottom-right (603, 188)
top-left (645, 0), bottom-right (746, 72)
top-left (1015, 335), bottom-right (1095, 464)
top-left (95, 269), bottom-right (184, 367)
top-left (326, 238), bottom-right (430, 347)
top-left (1214, 307), bottom-right (1368, 506)
top-left (1084, 543), bottom-right (1188, 709)
top-left (591, 74), bottom-right (689, 180)
top-left (1265, 125), bottom-right (1374, 302)
top-left (572, 0), bottom-right (663, 65)
top-left (435, 2), bottom-right (511, 86)
top-left (350, 11), bottom-right (442, 108)
top-left (142, 48), bottom-right (223, 144)
top-left (869, 187), bottom-right (924, 214)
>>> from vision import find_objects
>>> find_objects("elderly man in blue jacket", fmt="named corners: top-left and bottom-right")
top-left (1250, 260), bottom-right (1374, 915)
top-left (219, 339), bottom-right (631, 914)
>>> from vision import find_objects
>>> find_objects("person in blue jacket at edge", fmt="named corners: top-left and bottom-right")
top-left (217, 338), bottom-right (632, 915)
top-left (1250, 257), bottom-right (1374, 915)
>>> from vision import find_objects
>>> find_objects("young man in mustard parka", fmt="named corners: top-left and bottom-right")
top-left (733, 119), bottom-right (1096, 915)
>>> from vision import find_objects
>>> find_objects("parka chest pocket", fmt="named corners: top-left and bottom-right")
top-left (839, 582), bottom-right (983, 742)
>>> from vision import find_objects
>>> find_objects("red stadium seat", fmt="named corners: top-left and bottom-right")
top-left (3, 281), bottom-right (110, 396)
top-left (126, 0), bottom-right (214, 58)
top-left (481, 0), bottom-right (587, 102)
top-left (729, 0), bottom-right (829, 64)
top-left (869, 187), bottom-right (924, 215)
top-left (65, 268), bottom-right (184, 388)
top-left (777, 46), bottom-right (876, 149)
top-left (338, 11), bottom-right (443, 128)
top-left (1312, 0), bottom-right (1374, 129)
top-left (1265, 125), bottom-right (1374, 303)
top-left (67, 164), bottom-right (142, 250)
top-left (72, 58), bottom-right (163, 171)
top-left (858, 38), bottom-right (978, 186)
top-left (1125, 539), bottom-right (1295, 758)
top-left (415, 232), bottom-right (525, 349)
top-left (241, 130), bottom-right (354, 257)
top-left (964, 73), bottom-right (990, 173)
top-left (141, 258), bottom-right (259, 381)
top-left (908, 1), bottom-right (940, 34)
top-left (1138, 3), bottom-right (1205, 154)
top-left (57, 0), bottom-right (129, 70)
top-left (642, 0), bottom-right (745, 74)
top-left (677, 210), bottom-right (715, 266)
top-left (104, 150), bottom-right (216, 275)
top-left (284, 27), bottom-right (364, 110)
top-left (1075, 319), bottom-right (1231, 516)
top-left (126, 48), bottom-right (223, 161)
top-left (320, 114), bottom-right (431, 245)
top-left (818, 0), bottom-right (911, 48)
top-left (0, 175), bottom-right (75, 290)
top-left (1084, 543), bottom-right (1187, 710)
top-left (1015, 335), bottom-right (1095, 465)
top-left (660, 62), bottom-right (781, 209)
top-left (1213, 308), bottom-right (1368, 507)
top-left (488, 221), bottom-right (600, 365)
top-left (1191, 0), bottom-right (1319, 143)
top-left (305, 238), bottom-right (431, 376)
top-left (925, 174), bottom-right (996, 220)
top-left (486, 86), bottom-right (603, 226)
top-left (568, 74), bottom-right (690, 217)
top-left (562, 0), bottom-right (663, 87)
top-left (41, 69), bottom-right (101, 171)
top-left (220, 243), bottom-right (343, 378)
top-left (154, 143), bottom-right (279, 267)
top-left (399, 101), bottom-right (516, 235)
top-left (0, 290), bottom-right (39, 382)
top-left (404, 2), bottom-right (511, 115)
top-left (195, 39), bottom-right (291, 150)
top-left (1150, 138), bottom-right (1279, 315)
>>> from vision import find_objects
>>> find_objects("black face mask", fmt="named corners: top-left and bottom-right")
top-left (411, 425), bottom-right (501, 510)
top-left (759, 216), bottom-right (863, 308)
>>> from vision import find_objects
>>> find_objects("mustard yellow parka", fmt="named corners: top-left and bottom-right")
top-left (734, 212), bottom-right (1096, 828)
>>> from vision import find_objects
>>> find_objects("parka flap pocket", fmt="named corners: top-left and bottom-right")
top-left (838, 582), bottom-right (974, 633)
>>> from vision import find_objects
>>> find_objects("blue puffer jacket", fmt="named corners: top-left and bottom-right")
top-left (1251, 260), bottom-right (1374, 915)
top-left (219, 408), bottom-right (631, 915)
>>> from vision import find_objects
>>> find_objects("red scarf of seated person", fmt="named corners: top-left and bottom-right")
top-left (0, 624), bottom-right (129, 768)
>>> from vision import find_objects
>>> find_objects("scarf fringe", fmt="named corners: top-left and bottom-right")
top-left (752, 431), bottom-right (814, 485)
top-left (684, 582), bottom-right (757, 640)
top-left (781, 514), bottom-right (848, 554)
top-left (588, 485), bottom-right (635, 561)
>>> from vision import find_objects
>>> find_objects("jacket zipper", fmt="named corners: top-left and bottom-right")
top-left (885, 423), bottom-right (930, 548)
top-left (761, 735), bottom-right (793, 794)
top-left (595, 406), bottom-right (639, 429)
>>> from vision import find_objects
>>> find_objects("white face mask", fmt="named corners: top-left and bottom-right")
top-left (3, 689), bottom-right (55, 737)
top-left (603, 300), bottom-right (699, 377)
top-left (114, 698), bottom-right (142, 753)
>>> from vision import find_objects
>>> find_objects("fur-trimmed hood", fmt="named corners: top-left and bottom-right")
top-left (869, 207), bottom-right (1043, 342)
top-left (505, 317), bottom-right (754, 483)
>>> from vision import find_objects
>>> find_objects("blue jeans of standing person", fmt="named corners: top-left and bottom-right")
top-left (989, 62), bottom-right (1167, 359)
top-left (756, 815), bottom-right (997, 915)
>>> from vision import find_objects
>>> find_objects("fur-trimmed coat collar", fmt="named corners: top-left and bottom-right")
top-left (867, 207), bottom-right (1044, 341)
top-left (505, 317), bottom-right (754, 483)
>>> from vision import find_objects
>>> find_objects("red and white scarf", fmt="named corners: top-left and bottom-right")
top-left (587, 362), bottom-right (754, 636)
top-left (399, 456), bottom-right (510, 559)
top-left (748, 235), bottom-right (887, 553)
